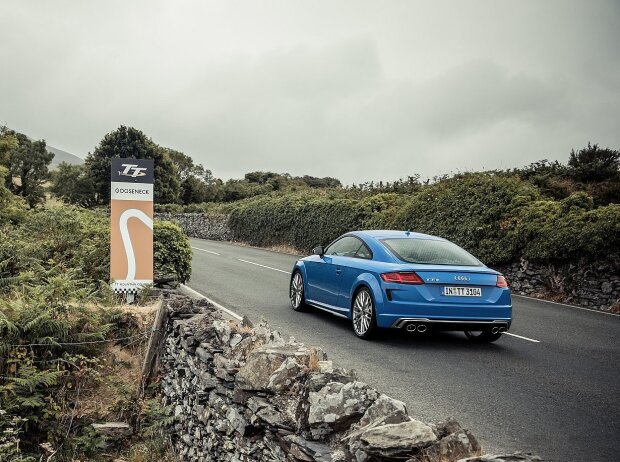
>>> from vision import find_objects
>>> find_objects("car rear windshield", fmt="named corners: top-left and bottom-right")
top-left (381, 238), bottom-right (482, 266)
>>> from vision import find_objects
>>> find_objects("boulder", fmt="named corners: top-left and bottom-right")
top-left (356, 419), bottom-right (437, 459)
top-left (422, 429), bottom-right (481, 461)
top-left (308, 381), bottom-right (379, 430)
top-left (236, 343), bottom-right (312, 391)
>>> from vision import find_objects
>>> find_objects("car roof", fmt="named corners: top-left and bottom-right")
top-left (352, 230), bottom-right (444, 241)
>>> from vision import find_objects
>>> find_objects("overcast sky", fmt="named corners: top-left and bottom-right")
top-left (1, 1), bottom-right (619, 184)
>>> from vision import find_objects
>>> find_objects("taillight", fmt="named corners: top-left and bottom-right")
top-left (380, 272), bottom-right (424, 285)
top-left (496, 275), bottom-right (509, 288)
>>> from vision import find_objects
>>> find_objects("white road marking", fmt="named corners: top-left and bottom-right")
top-left (237, 258), bottom-right (289, 274)
top-left (504, 332), bottom-right (540, 343)
top-left (179, 284), bottom-right (243, 321)
top-left (191, 246), bottom-right (220, 255)
top-left (514, 294), bottom-right (620, 317)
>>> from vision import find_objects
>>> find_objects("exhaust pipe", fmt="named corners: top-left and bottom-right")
top-left (498, 327), bottom-right (506, 333)
top-left (417, 324), bottom-right (428, 333)
top-left (406, 324), bottom-right (417, 332)
top-left (491, 327), bottom-right (500, 334)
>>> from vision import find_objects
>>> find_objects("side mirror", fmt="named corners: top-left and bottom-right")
top-left (312, 246), bottom-right (324, 256)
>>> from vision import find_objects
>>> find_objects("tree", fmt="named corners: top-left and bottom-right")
top-left (84, 126), bottom-right (180, 204)
top-left (49, 163), bottom-right (97, 207)
top-left (0, 128), bottom-right (54, 208)
top-left (0, 126), bottom-right (18, 165)
top-left (166, 149), bottom-right (218, 204)
top-left (166, 149), bottom-right (214, 183)
top-left (568, 143), bottom-right (620, 183)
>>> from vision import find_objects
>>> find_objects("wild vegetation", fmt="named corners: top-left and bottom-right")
top-left (0, 129), bottom-right (190, 461)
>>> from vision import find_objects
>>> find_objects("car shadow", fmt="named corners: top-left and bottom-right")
top-left (302, 308), bottom-right (511, 353)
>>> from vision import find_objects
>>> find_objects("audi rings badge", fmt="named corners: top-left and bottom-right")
top-left (110, 158), bottom-right (154, 293)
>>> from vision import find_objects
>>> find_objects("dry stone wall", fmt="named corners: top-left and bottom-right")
top-left (159, 296), bottom-right (541, 462)
top-left (496, 258), bottom-right (620, 312)
top-left (155, 213), bottom-right (232, 241)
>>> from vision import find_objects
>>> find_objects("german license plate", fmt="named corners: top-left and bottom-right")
top-left (443, 286), bottom-right (481, 297)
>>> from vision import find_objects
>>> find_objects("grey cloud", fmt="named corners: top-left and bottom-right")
top-left (0, 0), bottom-right (618, 184)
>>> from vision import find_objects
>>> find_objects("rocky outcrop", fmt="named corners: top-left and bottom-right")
top-left (159, 296), bottom-right (539, 462)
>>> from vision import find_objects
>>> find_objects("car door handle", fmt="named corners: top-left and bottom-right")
top-left (335, 267), bottom-right (342, 274)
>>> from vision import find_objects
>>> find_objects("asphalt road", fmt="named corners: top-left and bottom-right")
top-left (187, 238), bottom-right (620, 462)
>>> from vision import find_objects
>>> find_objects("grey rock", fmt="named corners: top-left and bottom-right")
top-left (91, 422), bottom-right (132, 437)
top-left (267, 356), bottom-right (304, 392)
top-left (308, 381), bottom-right (379, 429)
top-left (236, 343), bottom-right (312, 391)
top-left (357, 419), bottom-right (436, 459)
top-left (423, 429), bottom-right (481, 461)
top-left (226, 407), bottom-right (248, 436)
top-left (284, 435), bottom-right (333, 462)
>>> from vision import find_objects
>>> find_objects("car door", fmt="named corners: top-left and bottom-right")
top-left (333, 239), bottom-right (374, 310)
top-left (305, 236), bottom-right (363, 309)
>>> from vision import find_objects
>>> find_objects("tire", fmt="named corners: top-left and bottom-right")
top-left (352, 287), bottom-right (377, 340)
top-left (290, 271), bottom-right (308, 312)
top-left (464, 329), bottom-right (503, 343)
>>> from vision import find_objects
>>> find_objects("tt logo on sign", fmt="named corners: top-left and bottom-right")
top-left (119, 163), bottom-right (148, 178)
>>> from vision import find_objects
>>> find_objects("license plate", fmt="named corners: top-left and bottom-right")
top-left (443, 286), bottom-right (481, 297)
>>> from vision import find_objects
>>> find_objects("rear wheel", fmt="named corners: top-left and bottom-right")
top-left (290, 271), bottom-right (307, 311)
top-left (352, 287), bottom-right (377, 340)
top-left (464, 329), bottom-right (503, 343)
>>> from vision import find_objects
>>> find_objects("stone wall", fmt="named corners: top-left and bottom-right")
top-left (160, 296), bottom-right (539, 462)
top-left (155, 213), bottom-right (232, 241)
top-left (496, 258), bottom-right (620, 312)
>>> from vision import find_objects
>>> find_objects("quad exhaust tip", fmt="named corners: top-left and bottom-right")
top-left (406, 323), bottom-right (428, 333)
top-left (492, 326), bottom-right (507, 334)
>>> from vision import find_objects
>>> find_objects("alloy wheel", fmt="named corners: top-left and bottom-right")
top-left (290, 272), bottom-right (304, 310)
top-left (353, 289), bottom-right (374, 336)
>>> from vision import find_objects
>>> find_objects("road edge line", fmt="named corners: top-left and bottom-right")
top-left (504, 332), bottom-right (540, 343)
top-left (191, 246), bottom-right (221, 255)
top-left (237, 258), bottom-right (290, 274)
top-left (179, 284), bottom-right (243, 321)
top-left (513, 294), bottom-right (620, 317)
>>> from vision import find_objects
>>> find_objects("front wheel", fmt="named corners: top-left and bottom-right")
top-left (352, 288), bottom-right (377, 340)
top-left (290, 271), bottom-right (308, 311)
top-left (464, 329), bottom-right (503, 343)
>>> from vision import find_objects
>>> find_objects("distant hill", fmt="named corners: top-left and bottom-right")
top-left (47, 145), bottom-right (83, 167)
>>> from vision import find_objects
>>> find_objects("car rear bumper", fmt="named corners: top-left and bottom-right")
top-left (390, 317), bottom-right (512, 331)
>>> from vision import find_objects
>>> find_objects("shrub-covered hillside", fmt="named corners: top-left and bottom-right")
top-left (0, 162), bottom-right (190, 460)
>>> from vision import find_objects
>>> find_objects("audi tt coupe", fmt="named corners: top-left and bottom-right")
top-left (289, 230), bottom-right (512, 341)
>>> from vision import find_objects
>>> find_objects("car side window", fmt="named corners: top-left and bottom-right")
top-left (354, 243), bottom-right (372, 260)
top-left (325, 236), bottom-right (362, 257)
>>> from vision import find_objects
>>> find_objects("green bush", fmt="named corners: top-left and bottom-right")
top-left (389, 173), bottom-right (541, 264)
top-left (228, 192), bottom-right (369, 251)
top-left (222, 173), bottom-right (619, 266)
top-left (154, 220), bottom-right (192, 283)
top-left (515, 195), bottom-right (620, 262)
top-left (0, 207), bottom-right (110, 285)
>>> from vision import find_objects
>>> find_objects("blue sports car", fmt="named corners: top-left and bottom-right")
top-left (289, 230), bottom-right (512, 342)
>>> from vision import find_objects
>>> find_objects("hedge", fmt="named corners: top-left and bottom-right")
top-left (224, 173), bottom-right (619, 266)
